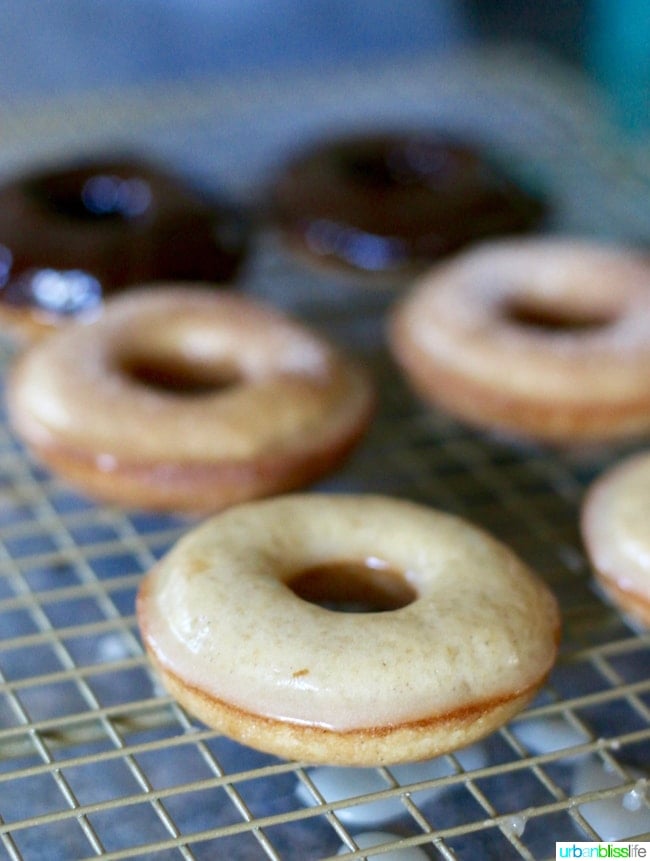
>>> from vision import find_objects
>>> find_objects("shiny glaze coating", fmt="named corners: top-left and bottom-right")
top-left (7, 286), bottom-right (373, 512)
top-left (582, 451), bottom-right (650, 627)
top-left (137, 494), bottom-right (560, 765)
top-left (268, 130), bottom-right (545, 276)
top-left (389, 238), bottom-right (650, 443)
top-left (0, 155), bottom-right (249, 338)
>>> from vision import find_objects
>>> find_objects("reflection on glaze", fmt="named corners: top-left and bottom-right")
top-left (28, 170), bottom-right (153, 220)
top-left (305, 219), bottom-right (408, 272)
top-left (80, 175), bottom-right (152, 218)
top-left (2, 269), bottom-right (102, 317)
top-left (0, 244), bottom-right (11, 286)
top-left (0, 156), bottom-right (249, 329)
top-left (272, 131), bottom-right (546, 274)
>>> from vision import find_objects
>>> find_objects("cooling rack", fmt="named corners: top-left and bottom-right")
top-left (1, 46), bottom-right (649, 861)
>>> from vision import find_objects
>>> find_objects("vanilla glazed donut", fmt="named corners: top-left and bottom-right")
top-left (137, 494), bottom-right (561, 765)
top-left (581, 451), bottom-right (650, 627)
top-left (0, 154), bottom-right (249, 342)
top-left (388, 238), bottom-right (650, 444)
top-left (6, 287), bottom-right (373, 512)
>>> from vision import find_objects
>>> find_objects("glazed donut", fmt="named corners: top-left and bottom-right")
top-left (6, 287), bottom-right (373, 512)
top-left (581, 451), bottom-right (650, 627)
top-left (137, 494), bottom-right (560, 765)
top-left (389, 238), bottom-right (650, 444)
top-left (0, 155), bottom-right (249, 341)
top-left (268, 129), bottom-right (544, 278)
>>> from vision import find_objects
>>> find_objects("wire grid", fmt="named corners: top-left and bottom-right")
top-left (0, 47), bottom-right (650, 861)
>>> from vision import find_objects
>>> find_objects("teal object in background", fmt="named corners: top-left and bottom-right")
top-left (587, 0), bottom-right (650, 133)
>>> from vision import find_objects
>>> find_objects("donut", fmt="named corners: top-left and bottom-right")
top-left (6, 287), bottom-right (373, 512)
top-left (137, 494), bottom-right (560, 765)
top-left (0, 155), bottom-right (249, 341)
top-left (581, 451), bottom-right (650, 627)
top-left (388, 238), bottom-right (650, 444)
top-left (267, 130), bottom-right (544, 278)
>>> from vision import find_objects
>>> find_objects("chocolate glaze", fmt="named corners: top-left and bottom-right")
top-left (0, 156), bottom-right (249, 323)
top-left (269, 131), bottom-right (546, 275)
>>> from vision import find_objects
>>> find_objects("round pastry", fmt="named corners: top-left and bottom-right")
top-left (389, 238), bottom-right (650, 444)
top-left (268, 129), bottom-right (544, 277)
top-left (137, 494), bottom-right (561, 765)
top-left (6, 287), bottom-right (373, 512)
top-left (581, 451), bottom-right (650, 627)
top-left (0, 155), bottom-right (249, 341)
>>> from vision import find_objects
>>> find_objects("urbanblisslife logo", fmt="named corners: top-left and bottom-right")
top-left (556, 843), bottom-right (649, 859)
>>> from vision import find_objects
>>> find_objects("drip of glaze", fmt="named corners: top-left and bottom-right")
top-left (296, 744), bottom-right (487, 825)
top-left (573, 756), bottom-right (650, 841)
top-left (510, 716), bottom-right (589, 761)
top-left (502, 814), bottom-right (527, 838)
top-left (623, 778), bottom-right (649, 812)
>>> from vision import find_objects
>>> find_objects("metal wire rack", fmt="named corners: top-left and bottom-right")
top-left (1, 47), bottom-right (650, 861)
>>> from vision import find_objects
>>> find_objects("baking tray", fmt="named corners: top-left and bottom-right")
top-left (0, 47), bottom-right (649, 860)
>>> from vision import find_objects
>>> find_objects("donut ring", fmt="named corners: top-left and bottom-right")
top-left (581, 451), bottom-right (650, 627)
top-left (137, 494), bottom-right (561, 765)
top-left (389, 238), bottom-right (650, 443)
top-left (0, 155), bottom-right (249, 341)
top-left (6, 287), bottom-right (373, 512)
top-left (268, 130), bottom-right (544, 278)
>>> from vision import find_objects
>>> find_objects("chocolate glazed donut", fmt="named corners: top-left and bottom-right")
top-left (0, 155), bottom-right (250, 339)
top-left (267, 130), bottom-right (546, 277)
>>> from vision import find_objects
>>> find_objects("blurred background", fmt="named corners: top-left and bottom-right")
top-left (0, 0), bottom-right (647, 136)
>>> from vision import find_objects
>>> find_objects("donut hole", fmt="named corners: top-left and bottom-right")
top-left (119, 354), bottom-right (242, 396)
top-left (288, 559), bottom-right (417, 613)
top-left (338, 146), bottom-right (398, 188)
top-left (503, 298), bottom-right (615, 333)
